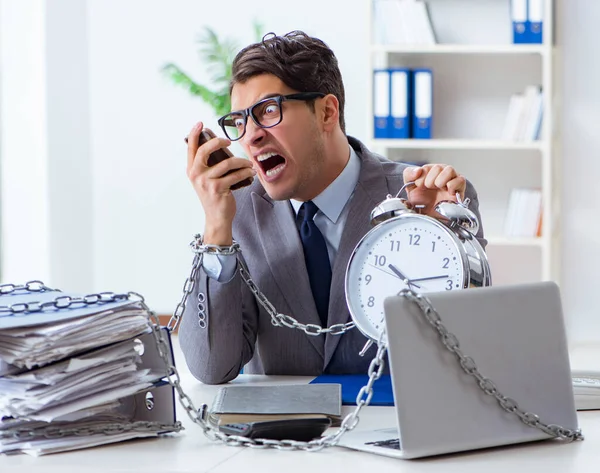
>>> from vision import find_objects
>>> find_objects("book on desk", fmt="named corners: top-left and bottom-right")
top-left (207, 383), bottom-right (342, 426)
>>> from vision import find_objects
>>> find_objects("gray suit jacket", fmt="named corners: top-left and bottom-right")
top-left (179, 137), bottom-right (486, 384)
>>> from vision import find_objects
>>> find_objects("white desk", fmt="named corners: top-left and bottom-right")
top-left (2, 338), bottom-right (600, 473)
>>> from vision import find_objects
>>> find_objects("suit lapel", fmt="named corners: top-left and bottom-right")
top-left (252, 191), bottom-right (324, 358)
top-left (323, 147), bottom-right (393, 367)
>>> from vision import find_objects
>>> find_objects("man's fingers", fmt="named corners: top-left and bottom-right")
top-left (403, 166), bottom-right (423, 183)
top-left (189, 137), bottom-right (233, 177)
top-left (202, 156), bottom-right (254, 180)
top-left (195, 162), bottom-right (256, 196)
top-left (423, 164), bottom-right (444, 189)
top-left (187, 122), bottom-right (204, 171)
top-left (446, 176), bottom-right (466, 198)
top-left (218, 167), bottom-right (257, 190)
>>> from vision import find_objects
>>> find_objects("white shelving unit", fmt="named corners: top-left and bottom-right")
top-left (371, 44), bottom-right (548, 55)
top-left (366, 0), bottom-right (556, 286)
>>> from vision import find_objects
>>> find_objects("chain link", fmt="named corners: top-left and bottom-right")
top-left (0, 280), bottom-right (56, 296)
top-left (0, 291), bottom-right (133, 316)
top-left (167, 234), bottom-right (355, 335)
top-left (398, 288), bottom-right (584, 442)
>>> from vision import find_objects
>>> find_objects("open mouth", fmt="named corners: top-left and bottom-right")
top-left (257, 152), bottom-right (287, 178)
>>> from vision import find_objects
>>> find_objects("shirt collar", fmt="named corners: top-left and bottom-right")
top-left (290, 144), bottom-right (361, 223)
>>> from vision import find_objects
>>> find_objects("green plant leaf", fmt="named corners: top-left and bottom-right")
top-left (161, 21), bottom-right (264, 118)
top-left (161, 63), bottom-right (230, 116)
top-left (196, 27), bottom-right (237, 88)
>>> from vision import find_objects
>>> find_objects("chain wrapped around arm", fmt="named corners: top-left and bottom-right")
top-left (397, 288), bottom-right (584, 442)
top-left (167, 234), bottom-right (354, 335)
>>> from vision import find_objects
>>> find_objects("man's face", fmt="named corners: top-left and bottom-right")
top-left (230, 74), bottom-right (326, 201)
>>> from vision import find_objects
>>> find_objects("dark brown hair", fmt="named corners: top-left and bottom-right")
top-left (230, 30), bottom-right (346, 133)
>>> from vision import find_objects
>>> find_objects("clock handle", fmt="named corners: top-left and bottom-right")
top-left (394, 180), bottom-right (416, 199)
top-left (359, 340), bottom-right (374, 357)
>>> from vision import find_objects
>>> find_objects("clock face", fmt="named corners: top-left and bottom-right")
top-left (345, 214), bottom-right (468, 341)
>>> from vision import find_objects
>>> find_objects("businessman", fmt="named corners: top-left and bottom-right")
top-left (179, 31), bottom-right (486, 384)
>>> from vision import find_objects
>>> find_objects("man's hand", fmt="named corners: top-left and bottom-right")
top-left (186, 121), bottom-right (256, 245)
top-left (402, 164), bottom-right (466, 217)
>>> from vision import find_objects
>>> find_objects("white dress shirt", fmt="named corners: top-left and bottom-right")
top-left (203, 145), bottom-right (361, 282)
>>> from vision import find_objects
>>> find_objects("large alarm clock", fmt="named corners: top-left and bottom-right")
top-left (344, 192), bottom-right (491, 343)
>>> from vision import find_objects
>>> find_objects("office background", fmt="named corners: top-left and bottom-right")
top-left (0, 0), bottom-right (598, 343)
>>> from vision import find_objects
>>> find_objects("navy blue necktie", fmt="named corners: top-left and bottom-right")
top-left (299, 201), bottom-right (332, 326)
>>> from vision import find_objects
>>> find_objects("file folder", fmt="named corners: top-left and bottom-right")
top-left (389, 68), bottom-right (411, 138)
top-left (373, 69), bottom-right (391, 138)
top-left (310, 374), bottom-right (394, 406)
top-left (511, 0), bottom-right (529, 44)
top-left (528, 0), bottom-right (544, 44)
top-left (411, 68), bottom-right (433, 139)
top-left (121, 380), bottom-right (177, 429)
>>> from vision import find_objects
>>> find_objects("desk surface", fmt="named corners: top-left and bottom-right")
top-left (2, 338), bottom-right (600, 473)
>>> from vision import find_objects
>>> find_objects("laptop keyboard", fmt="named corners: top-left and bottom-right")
top-left (365, 438), bottom-right (401, 450)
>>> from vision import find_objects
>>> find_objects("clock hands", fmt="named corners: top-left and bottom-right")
top-left (367, 264), bottom-right (449, 288)
top-left (387, 264), bottom-right (422, 289)
top-left (409, 275), bottom-right (449, 283)
top-left (367, 264), bottom-right (422, 288)
top-left (368, 263), bottom-right (405, 280)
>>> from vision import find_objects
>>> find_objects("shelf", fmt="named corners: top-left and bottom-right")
top-left (486, 236), bottom-right (544, 247)
top-left (372, 139), bottom-right (545, 151)
top-left (371, 44), bottom-right (549, 55)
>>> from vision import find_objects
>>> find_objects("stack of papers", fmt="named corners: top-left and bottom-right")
top-left (0, 287), bottom-right (179, 456)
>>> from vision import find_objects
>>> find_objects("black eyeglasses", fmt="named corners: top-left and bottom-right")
top-left (217, 92), bottom-right (326, 141)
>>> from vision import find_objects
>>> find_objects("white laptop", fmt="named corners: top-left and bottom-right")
top-left (337, 282), bottom-right (579, 459)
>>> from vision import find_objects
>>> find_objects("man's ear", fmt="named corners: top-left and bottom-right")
top-left (319, 94), bottom-right (340, 132)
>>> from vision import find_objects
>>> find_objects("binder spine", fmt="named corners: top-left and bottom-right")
top-left (389, 68), bottom-right (411, 139)
top-left (528, 0), bottom-right (544, 44)
top-left (373, 69), bottom-right (391, 138)
top-left (511, 0), bottom-right (529, 44)
top-left (412, 68), bottom-right (433, 139)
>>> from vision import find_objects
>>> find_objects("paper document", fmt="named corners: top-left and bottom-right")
top-left (0, 287), bottom-right (178, 456)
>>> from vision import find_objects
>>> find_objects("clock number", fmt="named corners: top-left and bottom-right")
top-left (373, 255), bottom-right (387, 266)
top-left (367, 296), bottom-right (375, 307)
top-left (446, 280), bottom-right (453, 291)
top-left (409, 234), bottom-right (421, 246)
top-left (389, 240), bottom-right (401, 252)
top-left (365, 275), bottom-right (372, 285)
top-left (442, 257), bottom-right (450, 269)
top-left (431, 241), bottom-right (436, 252)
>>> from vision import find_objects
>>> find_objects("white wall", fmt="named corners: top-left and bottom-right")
top-left (1, 0), bottom-right (369, 312)
top-left (0, 1), bottom-right (51, 283)
top-left (1, 0), bottom-right (599, 343)
top-left (557, 0), bottom-right (600, 342)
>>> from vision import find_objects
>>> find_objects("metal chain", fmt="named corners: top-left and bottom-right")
top-left (0, 280), bottom-right (56, 296)
top-left (167, 234), bottom-right (355, 336)
top-left (1, 290), bottom-right (183, 441)
top-left (153, 307), bottom-right (387, 450)
top-left (398, 288), bottom-right (584, 442)
top-left (0, 291), bottom-right (133, 316)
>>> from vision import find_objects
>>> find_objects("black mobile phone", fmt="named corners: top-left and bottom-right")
top-left (218, 417), bottom-right (332, 441)
top-left (198, 129), bottom-right (252, 190)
